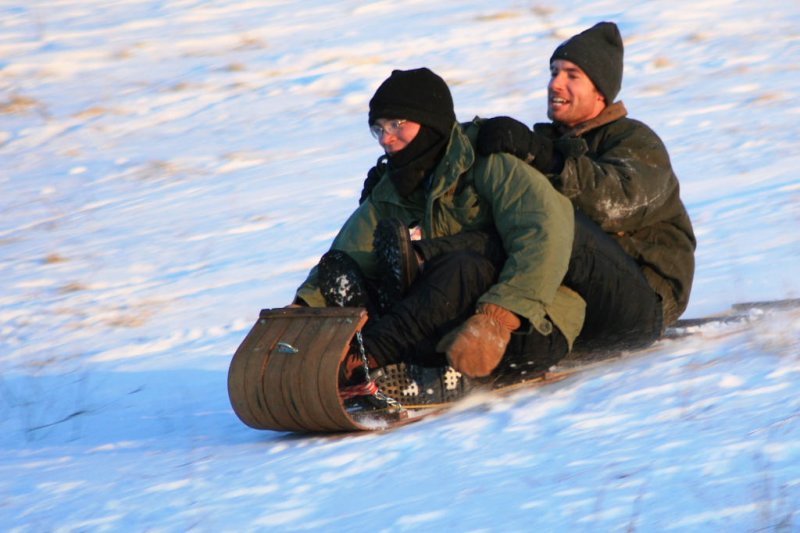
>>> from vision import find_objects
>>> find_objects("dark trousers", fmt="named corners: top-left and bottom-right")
top-left (566, 210), bottom-right (663, 353)
top-left (363, 250), bottom-right (569, 374)
top-left (363, 250), bottom-right (495, 367)
top-left (366, 209), bottom-right (663, 367)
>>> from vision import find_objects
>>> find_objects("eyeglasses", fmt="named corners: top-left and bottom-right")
top-left (370, 119), bottom-right (407, 140)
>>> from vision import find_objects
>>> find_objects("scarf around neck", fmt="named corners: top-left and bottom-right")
top-left (386, 126), bottom-right (448, 197)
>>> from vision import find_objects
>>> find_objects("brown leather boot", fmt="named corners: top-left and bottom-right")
top-left (437, 303), bottom-right (521, 378)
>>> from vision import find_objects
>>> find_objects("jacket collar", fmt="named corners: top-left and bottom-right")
top-left (427, 121), bottom-right (475, 197)
top-left (561, 101), bottom-right (627, 137)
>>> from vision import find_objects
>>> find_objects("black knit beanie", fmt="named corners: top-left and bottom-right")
top-left (368, 68), bottom-right (456, 137)
top-left (550, 22), bottom-right (624, 103)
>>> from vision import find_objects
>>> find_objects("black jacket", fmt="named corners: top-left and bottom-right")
top-left (537, 102), bottom-right (696, 324)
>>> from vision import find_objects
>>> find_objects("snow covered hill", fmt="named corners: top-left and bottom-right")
top-left (1, 1), bottom-right (799, 531)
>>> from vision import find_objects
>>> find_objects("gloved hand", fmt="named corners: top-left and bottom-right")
top-left (477, 116), bottom-right (533, 159)
top-left (437, 303), bottom-right (521, 378)
top-left (477, 116), bottom-right (559, 173)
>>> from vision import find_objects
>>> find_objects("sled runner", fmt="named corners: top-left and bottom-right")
top-left (227, 299), bottom-right (800, 434)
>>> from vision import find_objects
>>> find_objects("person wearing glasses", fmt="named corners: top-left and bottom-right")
top-left (292, 67), bottom-right (584, 393)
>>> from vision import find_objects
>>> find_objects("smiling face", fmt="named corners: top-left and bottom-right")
top-left (547, 59), bottom-right (607, 128)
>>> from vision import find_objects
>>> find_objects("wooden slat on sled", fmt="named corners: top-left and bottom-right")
top-left (227, 307), bottom-right (369, 432)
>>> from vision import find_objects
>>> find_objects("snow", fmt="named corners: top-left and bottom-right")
top-left (2, 0), bottom-right (800, 531)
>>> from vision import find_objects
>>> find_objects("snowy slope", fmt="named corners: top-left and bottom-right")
top-left (1, 1), bottom-right (800, 531)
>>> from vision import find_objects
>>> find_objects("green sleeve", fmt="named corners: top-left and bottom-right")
top-left (474, 153), bottom-right (575, 335)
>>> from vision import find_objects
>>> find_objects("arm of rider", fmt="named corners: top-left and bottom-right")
top-left (476, 116), bottom-right (560, 174)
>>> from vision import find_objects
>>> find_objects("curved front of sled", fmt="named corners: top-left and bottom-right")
top-left (227, 307), bottom-right (372, 432)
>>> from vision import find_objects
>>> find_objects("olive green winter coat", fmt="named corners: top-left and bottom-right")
top-left (296, 120), bottom-right (586, 347)
top-left (537, 102), bottom-right (696, 325)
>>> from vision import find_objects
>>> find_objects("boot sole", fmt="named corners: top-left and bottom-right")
top-left (373, 218), bottom-right (418, 304)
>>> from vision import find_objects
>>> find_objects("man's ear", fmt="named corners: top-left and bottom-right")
top-left (597, 90), bottom-right (606, 104)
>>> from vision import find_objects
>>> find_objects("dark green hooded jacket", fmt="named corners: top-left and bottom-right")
top-left (296, 120), bottom-right (586, 347)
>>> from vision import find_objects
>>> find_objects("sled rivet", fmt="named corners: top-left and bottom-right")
top-left (276, 342), bottom-right (299, 354)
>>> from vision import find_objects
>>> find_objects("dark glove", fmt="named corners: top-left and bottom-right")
top-left (528, 131), bottom-right (559, 174)
top-left (358, 165), bottom-right (381, 204)
top-left (478, 116), bottom-right (560, 174)
top-left (477, 116), bottom-right (533, 159)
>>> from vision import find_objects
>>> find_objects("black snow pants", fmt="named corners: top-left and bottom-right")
top-left (362, 248), bottom-right (568, 374)
top-left (566, 210), bottom-right (663, 353)
top-left (363, 208), bottom-right (663, 369)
